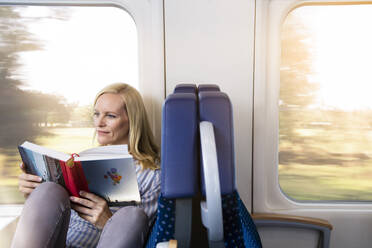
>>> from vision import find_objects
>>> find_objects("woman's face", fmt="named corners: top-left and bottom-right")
top-left (94, 93), bottom-right (129, 145)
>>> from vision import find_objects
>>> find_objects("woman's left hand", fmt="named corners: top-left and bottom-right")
top-left (70, 191), bottom-right (113, 229)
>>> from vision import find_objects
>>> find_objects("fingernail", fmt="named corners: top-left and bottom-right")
top-left (38, 177), bottom-right (42, 182)
top-left (70, 196), bottom-right (74, 200)
top-left (79, 191), bottom-right (84, 195)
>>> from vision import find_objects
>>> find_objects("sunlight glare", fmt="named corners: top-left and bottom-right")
top-left (297, 5), bottom-right (372, 110)
top-left (15, 6), bottom-right (138, 106)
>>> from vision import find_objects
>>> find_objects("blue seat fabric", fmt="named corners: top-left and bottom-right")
top-left (145, 195), bottom-right (176, 248)
top-left (221, 191), bottom-right (262, 248)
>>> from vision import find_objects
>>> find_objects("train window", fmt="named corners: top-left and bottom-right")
top-left (279, 5), bottom-right (372, 201)
top-left (0, 6), bottom-right (138, 204)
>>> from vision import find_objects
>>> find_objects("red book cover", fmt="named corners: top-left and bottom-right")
top-left (64, 158), bottom-right (80, 197)
top-left (74, 160), bottom-right (89, 193)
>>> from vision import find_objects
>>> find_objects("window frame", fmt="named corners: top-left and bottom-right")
top-left (0, 0), bottom-right (164, 227)
top-left (253, 0), bottom-right (372, 213)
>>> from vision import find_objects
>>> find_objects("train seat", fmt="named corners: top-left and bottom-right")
top-left (198, 89), bottom-right (333, 248)
top-left (198, 90), bottom-right (262, 248)
top-left (145, 92), bottom-right (198, 248)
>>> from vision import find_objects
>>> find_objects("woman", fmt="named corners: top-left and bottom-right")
top-left (12, 83), bottom-right (161, 248)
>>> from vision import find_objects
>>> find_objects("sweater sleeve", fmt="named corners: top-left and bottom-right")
top-left (136, 168), bottom-right (161, 225)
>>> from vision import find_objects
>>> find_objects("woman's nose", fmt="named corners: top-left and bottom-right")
top-left (95, 116), bottom-right (105, 127)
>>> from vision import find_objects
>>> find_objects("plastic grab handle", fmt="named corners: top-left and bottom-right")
top-left (199, 121), bottom-right (224, 242)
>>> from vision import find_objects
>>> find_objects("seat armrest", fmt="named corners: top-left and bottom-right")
top-left (252, 213), bottom-right (332, 248)
top-left (252, 213), bottom-right (333, 230)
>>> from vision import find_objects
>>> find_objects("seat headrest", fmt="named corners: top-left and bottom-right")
top-left (198, 84), bottom-right (220, 92)
top-left (199, 91), bottom-right (235, 195)
top-left (174, 83), bottom-right (197, 94)
top-left (161, 93), bottom-right (198, 198)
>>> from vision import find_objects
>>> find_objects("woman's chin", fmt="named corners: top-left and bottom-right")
top-left (97, 138), bottom-right (111, 146)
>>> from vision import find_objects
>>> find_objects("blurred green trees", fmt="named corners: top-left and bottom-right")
top-left (0, 6), bottom-right (76, 147)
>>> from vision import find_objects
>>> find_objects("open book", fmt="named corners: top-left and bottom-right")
top-left (18, 141), bottom-right (140, 206)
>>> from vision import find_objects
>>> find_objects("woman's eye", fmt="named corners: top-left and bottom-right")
top-left (107, 114), bottom-right (116, 118)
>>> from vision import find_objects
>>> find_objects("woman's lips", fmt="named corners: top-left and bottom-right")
top-left (97, 130), bottom-right (109, 136)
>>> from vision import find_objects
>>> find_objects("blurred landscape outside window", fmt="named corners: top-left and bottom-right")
top-left (0, 6), bottom-right (138, 204)
top-left (279, 5), bottom-right (372, 201)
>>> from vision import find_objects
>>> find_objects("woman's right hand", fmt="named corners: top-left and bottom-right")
top-left (18, 162), bottom-right (42, 198)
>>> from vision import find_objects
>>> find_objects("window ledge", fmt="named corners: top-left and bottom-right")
top-left (0, 205), bottom-right (22, 230)
top-left (0, 205), bottom-right (22, 247)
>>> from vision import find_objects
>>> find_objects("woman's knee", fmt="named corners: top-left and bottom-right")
top-left (113, 206), bottom-right (148, 226)
top-left (28, 182), bottom-right (70, 210)
top-left (104, 206), bottom-right (149, 236)
top-left (97, 207), bottom-right (149, 248)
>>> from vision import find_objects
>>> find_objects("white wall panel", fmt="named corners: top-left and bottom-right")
top-left (164, 0), bottom-right (256, 209)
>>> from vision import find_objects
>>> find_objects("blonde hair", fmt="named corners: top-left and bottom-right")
top-left (94, 83), bottom-right (160, 170)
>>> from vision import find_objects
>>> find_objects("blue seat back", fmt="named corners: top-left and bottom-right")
top-left (161, 93), bottom-right (198, 198)
top-left (199, 91), bottom-right (235, 195)
top-left (199, 90), bottom-right (262, 248)
top-left (146, 92), bottom-right (198, 248)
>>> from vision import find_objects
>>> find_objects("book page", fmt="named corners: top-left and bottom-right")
top-left (80, 157), bottom-right (140, 204)
top-left (20, 141), bottom-right (70, 161)
top-left (78, 144), bottom-right (128, 157)
top-left (76, 154), bottom-right (132, 162)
